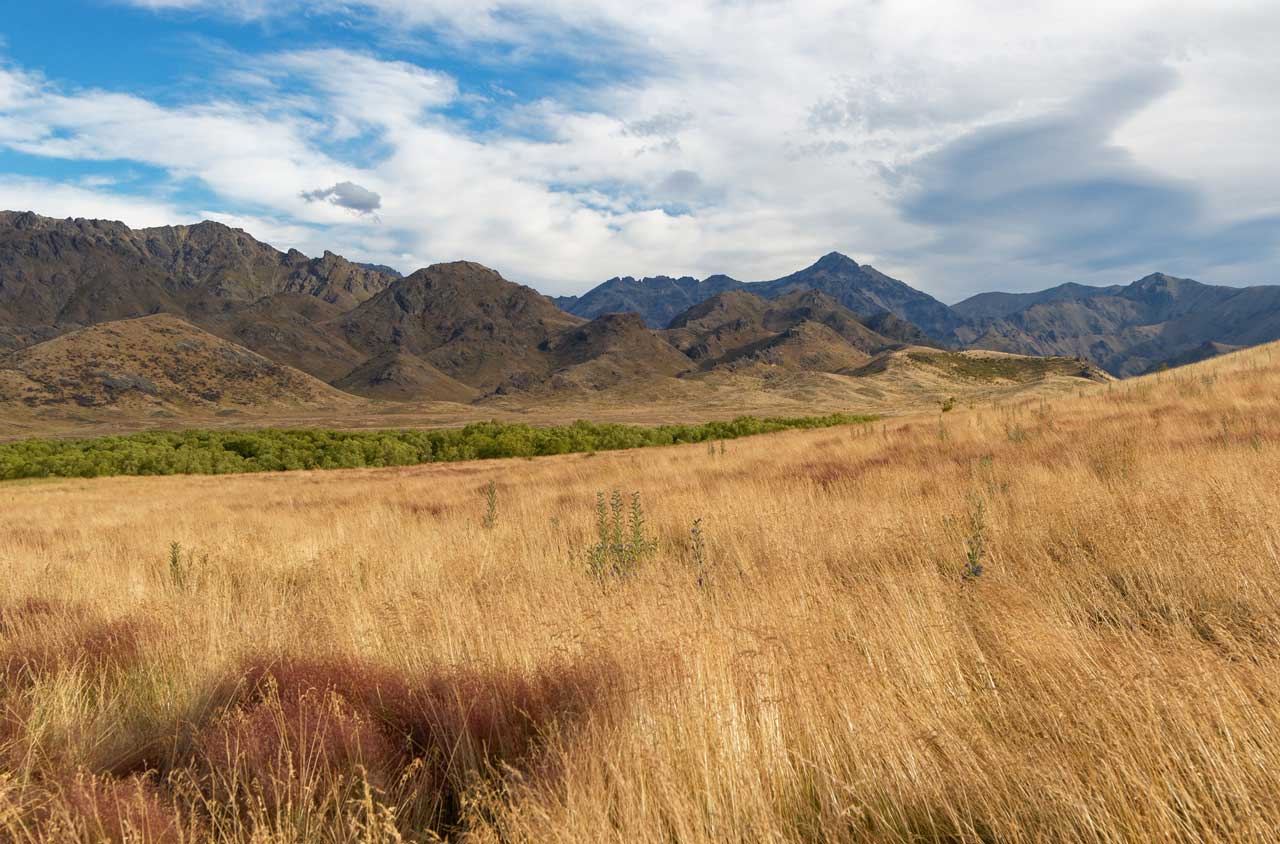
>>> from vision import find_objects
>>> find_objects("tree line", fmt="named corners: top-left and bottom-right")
top-left (0, 414), bottom-right (876, 480)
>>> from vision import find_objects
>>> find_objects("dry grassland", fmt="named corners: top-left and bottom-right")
top-left (0, 343), bottom-right (1278, 842)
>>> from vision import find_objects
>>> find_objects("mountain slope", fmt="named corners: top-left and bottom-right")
top-left (195, 293), bottom-right (367, 382)
top-left (333, 350), bottom-right (480, 403)
top-left (663, 289), bottom-right (906, 373)
top-left (531, 312), bottom-right (694, 393)
top-left (336, 261), bottom-right (586, 393)
top-left (966, 273), bottom-right (1280, 376)
top-left (760, 290), bottom-right (917, 353)
top-left (0, 212), bottom-right (396, 330)
top-left (665, 291), bottom-right (776, 365)
top-left (951, 282), bottom-right (1121, 328)
top-left (729, 322), bottom-right (875, 373)
top-left (0, 314), bottom-right (357, 410)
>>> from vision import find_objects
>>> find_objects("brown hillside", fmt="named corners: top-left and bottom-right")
top-left (665, 291), bottom-right (775, 363)
top-left (336, 261), bottom-right (585, 393)
top-left (334, 350), bottom-right (480, 402)
top-left (762, 290), bottom-right (902, 353)
top-left (528, 312), bottom-right (693, 393)
top-left (0, 314), bottom-right (359, 411)
top-left (730, 322), bottom-right (874, 372)
top-left (196, 293), bottom-right (367, 382)
top-left (665, 289), bottom-right (900, 372)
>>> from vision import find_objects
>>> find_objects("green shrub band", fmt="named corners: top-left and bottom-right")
top-left (0, 414), bottom-right (877, 480)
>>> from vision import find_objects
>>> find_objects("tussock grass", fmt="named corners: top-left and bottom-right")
top-left (1, 345), bottom-right (1279, 841)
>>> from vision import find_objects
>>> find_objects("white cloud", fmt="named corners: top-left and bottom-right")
top-left (17, 1), bottom-right (1280, 296)
top-left (263, 50), bottom-right (458, 136)
top-left (0, 176), bottom-right (190, 228)
top-left (0, 64), bottom-right (381, 226)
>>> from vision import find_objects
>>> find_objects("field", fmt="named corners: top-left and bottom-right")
top-left (1, 343), bottom-right (1278, 842)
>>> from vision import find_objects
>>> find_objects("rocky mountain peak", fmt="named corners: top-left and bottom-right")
top-left (809, 251), bottom-right (860, 272)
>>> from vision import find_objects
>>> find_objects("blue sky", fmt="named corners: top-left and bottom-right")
top-left (1, 1), bottom-right (1277, 300)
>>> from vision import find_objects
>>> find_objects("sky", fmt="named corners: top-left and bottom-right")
top-left (0, 1), bottom-right (1277, 301)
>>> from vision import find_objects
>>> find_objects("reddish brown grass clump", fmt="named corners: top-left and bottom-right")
top-left (186, 652), bottom-right (621, 836)
top-left (53, 774), bottom-right (186, 844)
top-left (1, 606), bottom-right (145, 689)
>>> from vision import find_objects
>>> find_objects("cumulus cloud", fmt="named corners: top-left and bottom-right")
top-left (301, 181), bottom-right (383, 214)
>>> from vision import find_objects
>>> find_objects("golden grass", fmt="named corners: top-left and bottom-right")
top-left (1, 342), bottom-right (1278, 842)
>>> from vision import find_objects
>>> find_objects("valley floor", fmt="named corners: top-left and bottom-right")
top-left (0, 349), bottom-right (1100, 442)
top-left (1, 343), bottom-right (1278, 842)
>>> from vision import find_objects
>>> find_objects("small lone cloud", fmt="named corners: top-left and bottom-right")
top-left (301, 181), bottom-right (382, 214)
top-left (659, 169), bottom-right (703, 196)
top-left (654, 169), bottom-right (723, 208)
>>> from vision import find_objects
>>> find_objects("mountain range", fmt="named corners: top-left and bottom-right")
top-left (552, 251), bottom-right (963, 342)
top-left (560, 255), bottom-right (1280, 377)
top-left (6, 209), bottom-right (1270, 422)
top-left (952, 274), bottom-right (1280, 375)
